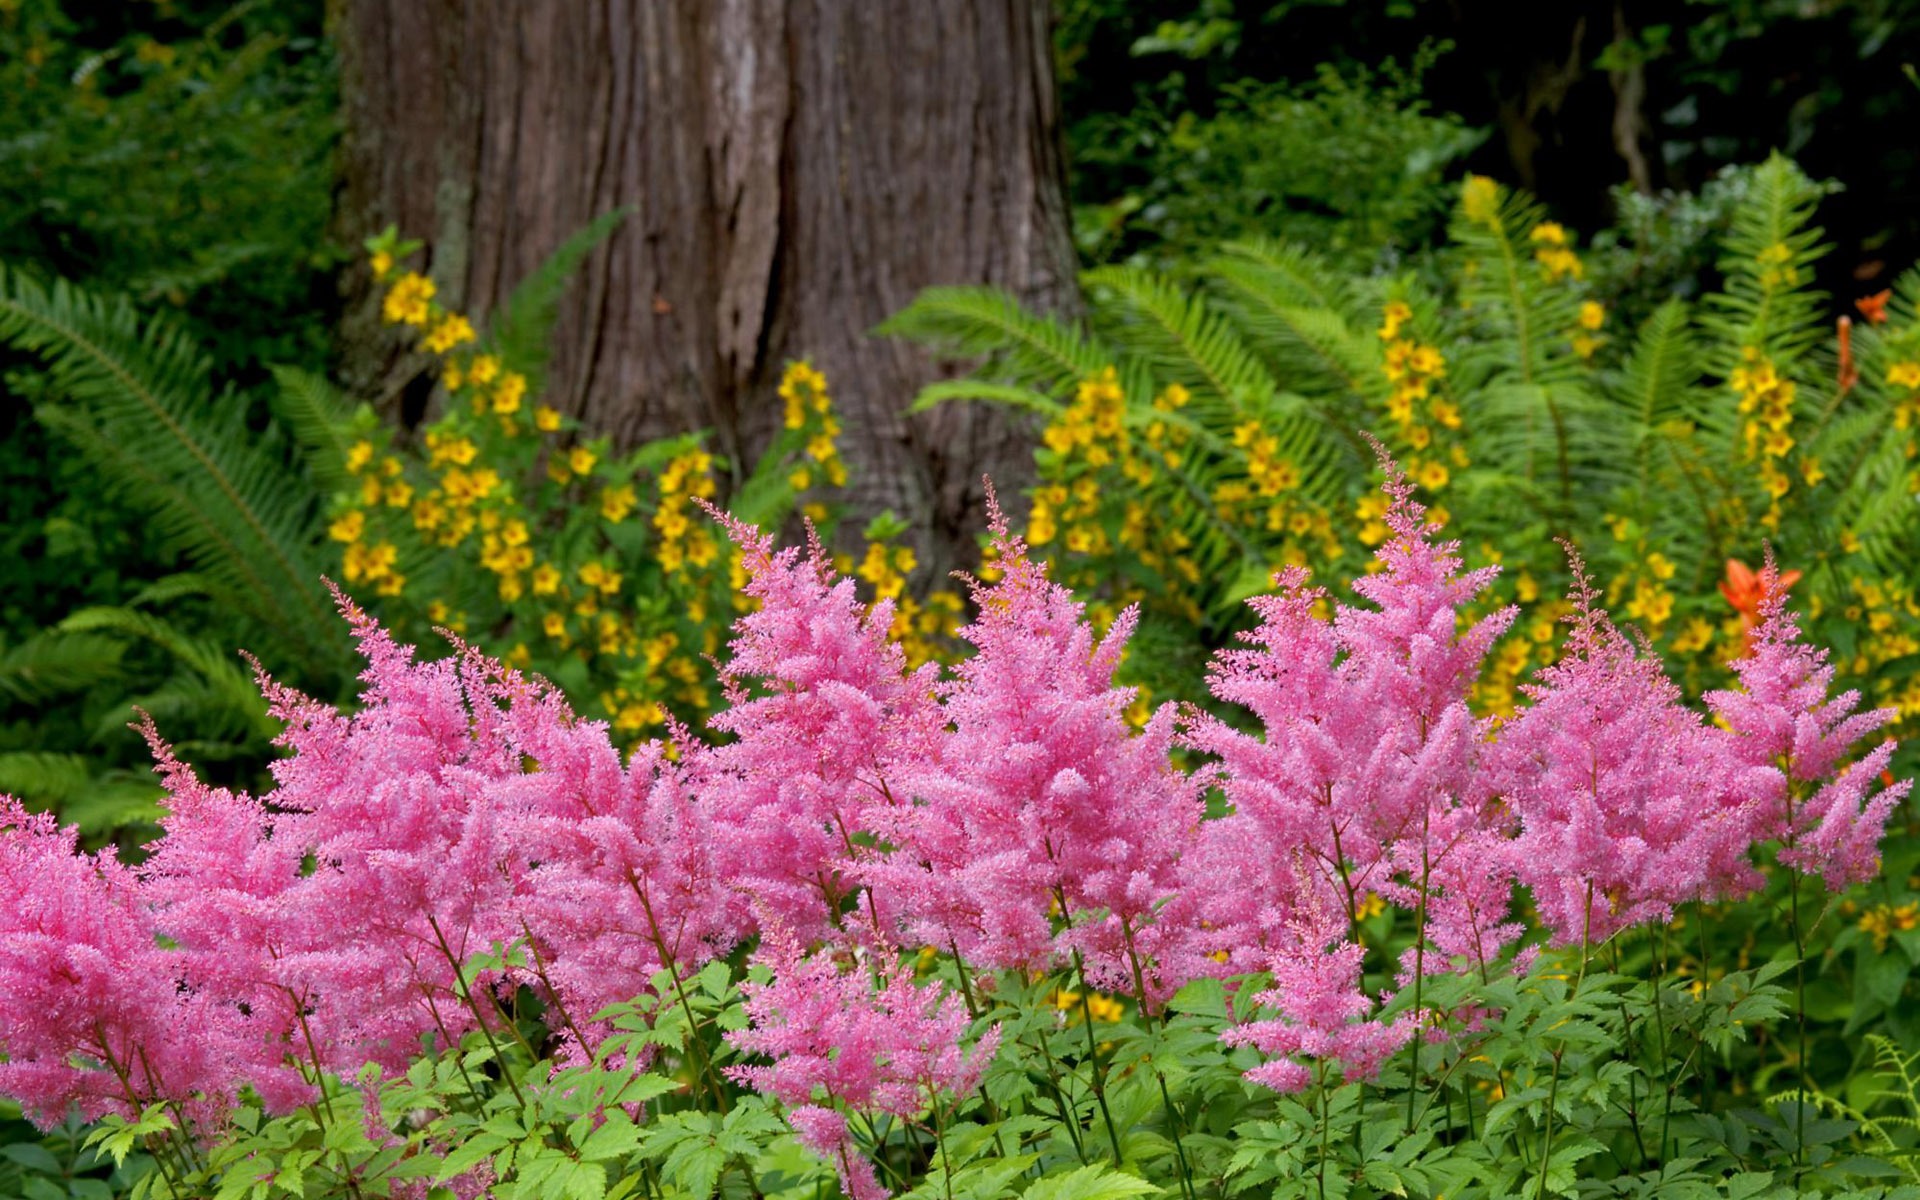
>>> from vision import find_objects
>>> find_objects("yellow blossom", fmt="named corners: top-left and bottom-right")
top-left (381, 273), bottom-right (435, 326)
top-left (328, 510), bottom-right (366, 543)
top-left (601, 483), bottom-right (637, 522)
top-left (423, 313), bottom-right (475, 354)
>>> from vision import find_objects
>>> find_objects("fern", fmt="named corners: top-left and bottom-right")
top-left (268, 364), bottom-right (362, 494)
top-left (876, 286), bottom-right (1109, 399)
top-left (0, 630), bottom-right (126, 705)
top-left (0, 264), bottom-right (347, 679)
top-left (1701, 152), bottom-right (1831, 369)
top-left (0, 754), bottom-right (161, 837)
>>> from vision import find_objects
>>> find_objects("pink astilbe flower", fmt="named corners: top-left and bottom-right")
top-left (1497, 556), bottom-right (1754, 945)
top-left (137, 723), bottom-right (314, 1114)
top-left (1220, 911), bottom-right (1416, 1094)
top-left (699, 510), bottom-right (943, 944)
top-left (887, 494), bottom-right (1206, 1006)
top-left (504, 684), bottom-right (743, 1059)
top-left (726, 925), bottom-right (999, 1200)
top-left (163, 593), bottom-right (528, 1078)
top-left (1708, 564), bottom-right (1910, 890)
top-left (0, 797), bottom-right (235, 1129)
top-left (1183, 456), bottom-right (1518, 980)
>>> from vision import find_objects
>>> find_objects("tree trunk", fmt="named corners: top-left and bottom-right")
top-left (330, 0), bottom-right (1077, 571)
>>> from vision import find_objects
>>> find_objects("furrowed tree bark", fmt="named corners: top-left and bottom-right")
top-left (330, 0), bottom-right (1076, 571)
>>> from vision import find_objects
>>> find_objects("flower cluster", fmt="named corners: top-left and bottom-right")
top-left (1375, 297), bottom-right (1462, 513)
top-left (1529, 221), bottom-right (1584, 282)
top-left (336, 233), bottom-right (867, 738)
top-left (1730, 346), bottom-right (1798, 523)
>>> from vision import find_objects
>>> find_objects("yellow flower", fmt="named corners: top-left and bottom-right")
top-left (328, 510), bottom-right (366, 543)
top-left (569, 445), bottom-right (599, 476)
top-left (1379, 301), bottom-right (1414, 341)
top-left (345, 440), bottom-right (375, 473)
top-left (468, 355), bottom-right (500, 386)
top-left (535, 405), bottom-right (562, 432)
top-left (601, 483), bottom-right (637, 523)
top-left (492, 372), bottom-right (527, 415)
top-left (383, 480), bottom-right (414, 508)
top-left (342, 541), bottom-right (398, 583)
top-left (779, 361), bottom-right (830, 430)
top-left (1416, 460), bottom-right (1450, 491)
top-left (542, 612), bottom-right (568, 640)
top-left (370, 250), bottom-right (394, 278)
top-left (1461, 175), bottom-right (1500, 226)
top-left (1530, 222), bottom-right (1568, 246)
top-left (1578, 301), bottom-right (1605, 331)
top-left (1889, 362), bottom-right (1920, 390)
top-left (423, 313), bottom-right (475, 354)
top-left (531, 562), bottom-right (561, 595)
top-left (381, 273), bottom-right (436, 326)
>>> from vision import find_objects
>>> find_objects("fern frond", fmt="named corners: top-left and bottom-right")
top-left (0, 263), bottom-right (346, 677)
top-left (1083, 265), bottom-right (1280, 410)
top-left (0, 754), bottom-right (161, 836)
top-left (1700, 152), bottom-right (1830, 368)
top-left (878, 286), bottom-right (1109, 393)
top-left (267, 365), bottom-right (362, 493)
top-left (0, 630), bottom-right (126, 705)
top-left (58, 606), bottom-right (273, 740)
top-left (908, 380), bottom-right (1064, 419)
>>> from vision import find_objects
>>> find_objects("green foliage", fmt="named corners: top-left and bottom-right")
top-left (888, 154), bottom-right (1920, 728)
top-left (1069, 51), bottom-right (1484, 268)
top-left (0, 0), bottom-right (336, 372)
